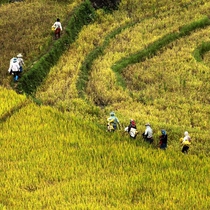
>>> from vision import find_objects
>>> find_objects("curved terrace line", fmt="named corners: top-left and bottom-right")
top-left (77, 20), bottom-right (138, 98)
top-left (193, 41), bottom-right (210, 62)
top-left (110, 16), bottom-right (210, 88)
top-left (0, 100), bottom-right (30, 124)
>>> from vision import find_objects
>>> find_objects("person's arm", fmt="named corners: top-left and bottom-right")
top-left (128, 124), bottom-right (131, 132)
top-left (8, 63), bottom-right (12, 73)
top-left (144, 128), bottom-right (148, 136)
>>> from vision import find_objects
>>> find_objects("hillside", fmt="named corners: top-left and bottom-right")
top-left (0, 0), bottom-right (210, 209)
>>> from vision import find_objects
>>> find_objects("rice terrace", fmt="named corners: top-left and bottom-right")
top-left (0, 0), bottom-right (210, 209)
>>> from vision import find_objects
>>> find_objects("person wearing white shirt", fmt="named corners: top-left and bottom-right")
top-left (181, 131), bottom-right (191, 153)
top-left (17, 53), bottom-right (24, 72)
top-left (52, 18), bottom-right (62, 39)
top-left (142, 123), bottom-right (153, 143)
top-left (8, 58), bottom-right (20, 82)
top-left (8, 57), bottom-right (17, 73)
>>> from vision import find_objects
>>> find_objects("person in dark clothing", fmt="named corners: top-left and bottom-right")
top-left (159, 129), bottom-right (167, 149)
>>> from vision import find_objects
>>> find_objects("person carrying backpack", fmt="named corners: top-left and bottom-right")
top-left (107, 112), bottom-right (120, 132)
top-left (125, 119), bottom-right (138, 139)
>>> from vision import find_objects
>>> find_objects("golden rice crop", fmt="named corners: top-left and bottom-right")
top-left (86, 1), bottom-right (210, 106)
top-left (1, 102), bottom-right (209, 209)
top-left (1, 0), bottom-right (210, 209)
top-left (0, 87), bottom-right (26, 117)
top-left (121, 27), bottom-right (210, 126)
top-left (35, 8), bottom-right (132, 111)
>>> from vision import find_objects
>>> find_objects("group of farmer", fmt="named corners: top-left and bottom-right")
top-left (8, 18), bottom-right (62, 82)
top-left (8, 53), bottom-right (24, 82)
top-left (6, 17), bottom-right (192, 155)
top-left (107, 111), bottom-right (191, 154)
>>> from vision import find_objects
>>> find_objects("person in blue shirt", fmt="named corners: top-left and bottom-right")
top-left (107, 112), bottom-right (120, 132)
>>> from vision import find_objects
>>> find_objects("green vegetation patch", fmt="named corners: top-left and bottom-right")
top-left (193, 41), bottom-right (210, 62)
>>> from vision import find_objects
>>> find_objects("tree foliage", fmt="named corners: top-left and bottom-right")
top-left (90, 0), bottom-right (121, 9)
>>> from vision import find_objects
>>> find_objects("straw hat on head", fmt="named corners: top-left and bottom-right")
top-left (110, 111), bottom-right (115, 116)
top-left (145, 122), bottom-right (150, 126)
top-left (17, 53), bottom-right (23, 58)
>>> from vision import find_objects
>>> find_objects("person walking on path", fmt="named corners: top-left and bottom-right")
top-left (17, 53), bottom-right (24, 73)
top-left (8, 58), bottom-right (20, 82)
top-left (52, 18), bottom-right (62, 39)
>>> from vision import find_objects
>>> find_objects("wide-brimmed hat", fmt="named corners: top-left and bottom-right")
top-left (145, 123), bottom-right (150, 126)
top-left (110, 111), bottom-right (115, 116)
top-left (184, 131), bottom-right (189, 136)
top-left (17, 53), bottom-right (23, 58)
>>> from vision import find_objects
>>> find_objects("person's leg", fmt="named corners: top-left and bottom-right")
top-left (182, 146), bottom-right (189, 153)
top-left (58, 28), bottom-right (61, 38)
top-left (149, 138), bottom-right (153, 144)
top-left (55, 28), bottom-right (61, 39)
top-left (182, 146), bottom-right (185, 153)
top-left (160, 143), bottom-right (167, 149)
top-left (13, 72), bottom-right (18, 81)
top-left (55, 29), bottom-right (58, 39)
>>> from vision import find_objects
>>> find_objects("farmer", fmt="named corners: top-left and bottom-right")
top-left (52, 18), bottom-right (62, 39)
top-left (8, 57), bottom-right (17, 72)
top-left (125, 119), bottom-right (138, 139)
top-left (107, 111), bottom-right (120, 132)
top-left (142, 123), bottom-right (153, 143)
top-left (8, 57), bottom-right (20, 82)
top-left (159, 129), bottom-right (167, 149)
top-left (17, 53), bottom-right (24, 72)
top-left (180, 131), bottom-right (191, 153)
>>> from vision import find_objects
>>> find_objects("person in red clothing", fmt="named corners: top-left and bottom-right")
top-left (125, 119), bottom-right (138, 139)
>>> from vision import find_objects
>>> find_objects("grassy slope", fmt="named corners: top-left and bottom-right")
top-left (0, 0), bottom-right (210, 209)
top-left (0, 102), bottom-right (210, 209)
